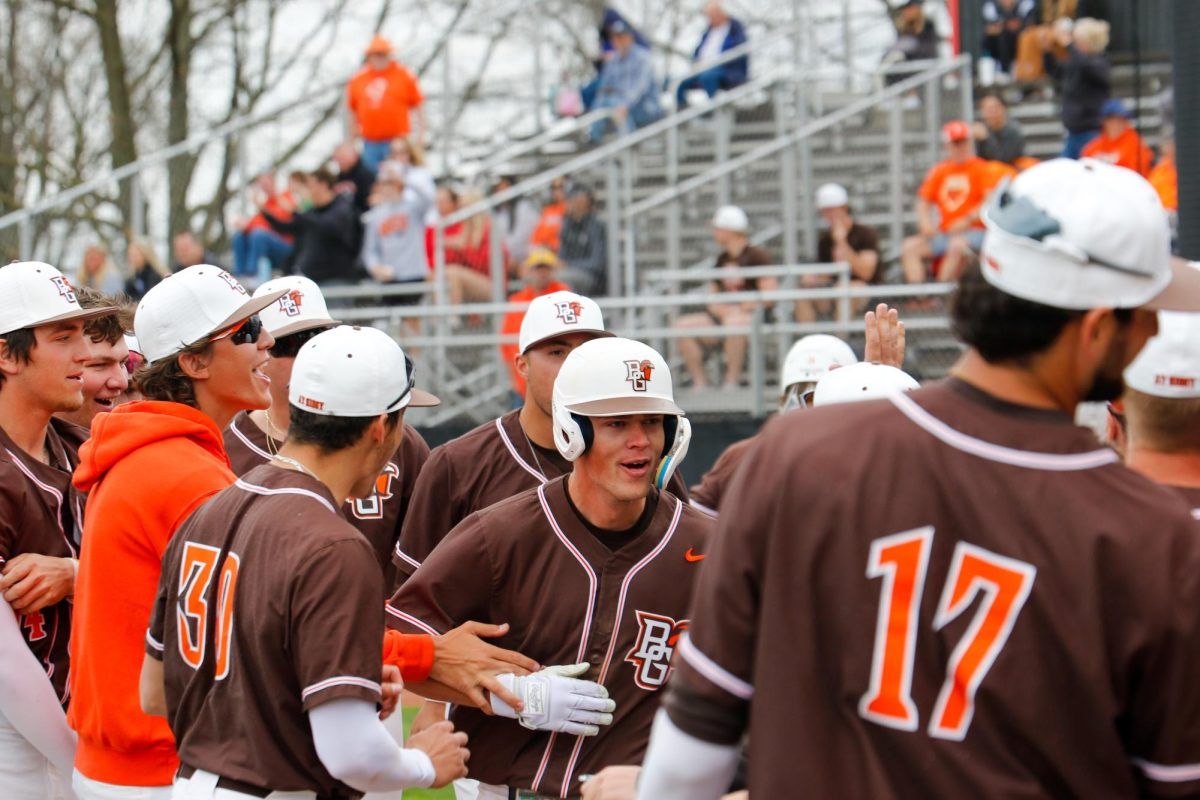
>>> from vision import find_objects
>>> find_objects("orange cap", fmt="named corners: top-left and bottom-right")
top-left (941, 120), bottom-right (971, 143)
top-left (365, 34), bottom-right (392, 56)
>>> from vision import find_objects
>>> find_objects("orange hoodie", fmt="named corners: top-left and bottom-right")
top-left (69, 401), bottom-right (235, 786)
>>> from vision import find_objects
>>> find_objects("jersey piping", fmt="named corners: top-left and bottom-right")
top-left (496, 417), bottom-right (548, 483)
top-left (233, 479), bottom-right (338, 515)
top-left (677, 634), bottom-right (754, 700)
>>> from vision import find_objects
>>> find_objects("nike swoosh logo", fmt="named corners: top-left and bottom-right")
top-left (685, 548), bottom-right (705, 563)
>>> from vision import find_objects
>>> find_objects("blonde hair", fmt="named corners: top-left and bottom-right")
top-left (391, 136), bottom-right (426, 167)
top-left (128, 238), bottom-right (169, 279)
top-left (459, 187), bottom-right (490, 247)
top-left (1125, 388), bottom-right (1200, 454)
top-left (78, 245), bottom-right (119, 289)
top-left (1073, 18), bottom-right (1110, 54)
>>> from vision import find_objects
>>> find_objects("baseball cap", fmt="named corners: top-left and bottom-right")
top-left (254, 276), bottom-right (340, 339)
top-left (523, 248), bottom-right (560, 271)
top-left (1101, 98), bottom-right (1131, 119)
top-left (941, 120), bottom-right (971, 143)
top-left (781, 334), bottom-right (858, 388)
top-left (1125, 308), bottom-right (1200, 398)
top-left (290, 325), bottom-right (439, 416)
top-left (0, 261), bottom-right (118, 336)
top-left (364, 34), bottom-right (392, 55)
top-left (518, 291), bottom-right (610, 354)
top-left (712, 205), bottom-right (749, 233)
top-left (815, 183), bottom-right (850, 210)
top-left (980, 159), bottom-right (1200, 311)
top-left (554, 337), bottom-right (683, 417)
top-left (813, 362), bottom-right (919, 407)
top-left (134, 265), bottom-right (288, 363)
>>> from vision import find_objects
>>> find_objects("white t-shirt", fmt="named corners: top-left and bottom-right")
top-left (698, 23), bottom-right (729, 64)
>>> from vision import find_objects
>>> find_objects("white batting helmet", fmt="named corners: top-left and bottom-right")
top-left (781, 334), bottom-right (859, 389)
top-left (552, 337), bottom-right (691, 490)
top-left (812, 362), bottom-right (919, 407)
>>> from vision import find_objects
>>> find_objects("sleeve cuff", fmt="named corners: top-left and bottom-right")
top-left (382, 629), bottom-right (435, 683)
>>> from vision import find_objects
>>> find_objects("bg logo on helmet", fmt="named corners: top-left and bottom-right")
top-left (625, 359), bottom-right (654, 392)
top-left (555, 300), bottom-right (582, 324)
top-left (278, 289), bottom-right (304, 317)
top-left (50, 275), bottom-right (77, 304)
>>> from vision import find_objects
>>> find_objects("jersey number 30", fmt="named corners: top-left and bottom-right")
top-left (859, 526), bottom-right (1035, 740)
top-left (177, 542), bottom-right (241, 680)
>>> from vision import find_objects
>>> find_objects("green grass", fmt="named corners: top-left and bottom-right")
top-left (401, 706), bottom-right (455, 799)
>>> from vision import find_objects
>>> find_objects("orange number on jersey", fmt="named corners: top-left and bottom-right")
top-left (860, 531), bottom-right (1035, 739)
top-left (859, 527), bottom-right (933, 731)
top-left (928, 543), bottom-right (1036, 740)
top-left (176, 542), bottom-right (241, 680)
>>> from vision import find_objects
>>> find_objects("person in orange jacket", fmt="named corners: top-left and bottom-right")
top-left (347, 35), bottom-right (425, 173)
top-left (500, 249), bottom-right (571, 400)
top-left (1148, 137), bottom-right (1177, 211)
top-left (1081, 98), bottom-right (1154, 176)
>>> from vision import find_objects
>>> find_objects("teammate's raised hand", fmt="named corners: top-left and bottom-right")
top-left (863, 302), bottom-right (906, 368)
top-left (491, 663), bottom-right (617, 736)
top-left (430, 620), bottom-right (540, 712)
top-left (406, 720), bottom-right (470, 788)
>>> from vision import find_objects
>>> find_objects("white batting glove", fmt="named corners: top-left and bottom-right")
top-left (490, 663), bottom-right (616, 736)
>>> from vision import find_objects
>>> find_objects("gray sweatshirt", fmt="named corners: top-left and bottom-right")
top-left (361, 182), bottom-right (434, 282)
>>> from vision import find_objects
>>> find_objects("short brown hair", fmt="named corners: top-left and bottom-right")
top-left (1124, 388), bottom-right (1200, 453)
top-left (75, 286), bottom-right (130, 345)
top-left (0, 328), bottom-right (36, 389)
top-left (132, 340), bottom-right (213, 406)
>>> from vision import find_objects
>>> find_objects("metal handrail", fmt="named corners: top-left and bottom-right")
top-left (645, 263), bottom-right (850, 283)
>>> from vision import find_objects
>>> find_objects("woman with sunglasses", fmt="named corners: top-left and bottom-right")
top-left (68, 266), bottom-right (285, 800)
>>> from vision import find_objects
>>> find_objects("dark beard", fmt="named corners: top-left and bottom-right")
top-left (1083, 328), bottom-right (1131, 403)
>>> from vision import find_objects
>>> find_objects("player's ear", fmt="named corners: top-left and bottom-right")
top-left (177, 349), bottom-right (213, 381)
top-left (515, 353), bottom-right (530, 380)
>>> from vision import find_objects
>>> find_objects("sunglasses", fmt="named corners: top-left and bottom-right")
top-left (269, 326), bottom-right (328, 359)
top-left (211, 314), bottom-right (264, 347)
top-left (387, 354), bottom-right (416, 411)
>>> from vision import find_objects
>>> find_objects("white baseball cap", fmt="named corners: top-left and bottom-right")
top-left (134, 265), bottom-right (288, 363)
top-left (711, 205), bottom-right (749, 233)
top-left (980, 158), bottom-right (1200, 311)
top-left (813, 362), bottom-right (919, 407)
top-left (0, 261), bottom-right (118, 335)
top-left (290, 325), bottom-right (439, 416)
top-left (254, 276), bottom-right (340, 339)
top-left (518, 290), bottom-right (610, 354)
top-left (553, 337), bottom-right (683, 417)
top-left (1125, 309), bottom-right (1200, 398)
top-left (781, 334), bottom-right (858, 389)
top-left (815, 183), bottom-right (850, 210)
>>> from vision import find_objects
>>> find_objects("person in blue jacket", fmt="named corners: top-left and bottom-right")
top-left (582, 7), bottom-right (651, 111)
top-left (675, 2), bottom-right (748, 109)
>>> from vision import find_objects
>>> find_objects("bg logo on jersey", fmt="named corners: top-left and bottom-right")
top-left (351, 462), bottom-right (400, 519)
top-left (625, 359), bottom-right (654, 392)
top-left (555, 300), bottom-right (583, 324)
top-left (625, 611), bottom-right (688, 690)
top-left (278, 289), bottom-right (304, 317)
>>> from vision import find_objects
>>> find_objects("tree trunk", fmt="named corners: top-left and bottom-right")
top-left (167, 0), bottom-right (195, 243)
top-left (93, 0), bottom-right (139, 230)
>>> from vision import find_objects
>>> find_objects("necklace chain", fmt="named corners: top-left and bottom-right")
top-left (273, 454), bottom-right (318, 480)
top-left (263, 411), bottom-right (282, 456)
top-left (520, 426), bottom-right (548, 480)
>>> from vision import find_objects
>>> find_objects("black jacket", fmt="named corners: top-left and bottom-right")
top-left (264, 194), bottom-right (362, 285)
top-left (338, 158), bottom-right (375, 216)
top-left (1047, 45), bottom-right (1111, 133)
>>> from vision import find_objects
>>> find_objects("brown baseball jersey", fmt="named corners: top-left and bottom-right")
top-left (224, 410), bottom-right (429, 587)
top-left (388, 475), bottom-right (712, 798)
top-left (687, 435), bottom-right (757, 516)
top-left (147, 464), bottom-right (383, 796)
top-left (393, 410), bottom-right (689, 586)
top-left (1169, 484), bottom-right (1200, 520)
top-left (669, 378), bottom-right (1200, 798)
top-left (0, 419), bottom-right (85, 706)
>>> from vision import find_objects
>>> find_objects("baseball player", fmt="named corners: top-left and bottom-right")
top-left (1116, 304), bottom-right (1200, 513)
top-left (52, 287), bottom-right (132, 433)
top-left (639, 159), bottom-right (1200, 798)
top-left (224, 276), bottom-right (431, 587)
top-left (142, 325), bottom-right (469, 798)
top-left (394, 290), bottom-right (689, 585)
top-left (689, 305), bottom-right (904, 515)
top-left (389, 337), bottom-right (712, 799)
top-left (0, 262), bottom-right (116, 800)
top-left (69, 266), bottom-right (286, 799)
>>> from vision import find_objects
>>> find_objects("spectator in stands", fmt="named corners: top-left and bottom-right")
top-left (675, 2), bottom-right (748, 109)
top-left (588, 20), bottom-right (663, 142)
top-left (75, 244), bottom-right (125, 296)
top-left (362, 161), bottom-right (434, 336)
top-left (982, 0), bottom-right (1037, 79)
top-left (1149, 136), bottom-right (1177, 212)
top-left (796, 184), bottom-right (881, 323)
top-left (531, 176), bottom-right (570, 252)
top-left (263, 167), bottom-right (362, 286)
top-left (901, 120), bottom-right (993, 284)
top-left (346, 35), bottom-right (425, 173)
top-left (124, 239), bottom-right (169, 300)
top-left (499, 248), bottom-right (571, 402)
top-left (1082, 98), bottom-right (1153, 176)
top-left (673, 205), bottom-right (777, 388)
top-left (491, 175), bottom-right (540, 276)
top-left (1045, 16), bottom-right (1111, 158)
top-left (557, 185), bottom-right (607, 295)
top-left (1012, 1), bottom-right (1108, 84)
top-left (171, 230), bottom-right (222, 273)
top-left (332, 142), bottom-right (375, 215)
top-left (882, 1), bottom-right (940, 82)
top-left (231, 171), bottom-right (296, 279)
top-left (444, 188), bottom-right (500, 305)
top-left (390, 136), bottom-right (437, 217)
top-left (973, 92), bottom-right (1027, 165)
top-left (582, 7), bottom-right (650, 111)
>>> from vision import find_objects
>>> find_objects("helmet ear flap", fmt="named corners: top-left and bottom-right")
top-left (552, 393), bottom-right (592, 461)
top-left (654, 415), bottom-right (691, 490)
